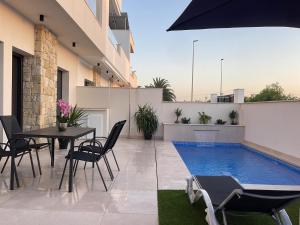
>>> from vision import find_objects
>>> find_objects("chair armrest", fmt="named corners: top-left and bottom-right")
top-left (96, 136), bottom-right (107, 140)
top-left (78, 139), bottom-right (103, 149)
top-left (93, 140), bottom-right (103, 148)
top-left (95, 137), bottom-right (107, 145)
top-left (78, 139), bottom-right (93, 148)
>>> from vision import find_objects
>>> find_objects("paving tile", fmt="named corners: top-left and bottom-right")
top-left (0, 138), bottom-right (188, 224)
top-left (107, 191), bottom-right (158, 214)
top-left (100, 213), bottom-right (158, 225)
top-left (0, 208), bottom-right (103, 225)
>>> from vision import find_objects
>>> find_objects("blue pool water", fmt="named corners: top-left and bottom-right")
top-left (174, 142), bottom-right (300, 185)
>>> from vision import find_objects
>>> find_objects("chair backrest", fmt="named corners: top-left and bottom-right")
top-left (222, 189), bottom-right (300, 214)
top-left (0, 116), bottom-right (22, 140)
top-left (103, 120), bottom-right (126, 152)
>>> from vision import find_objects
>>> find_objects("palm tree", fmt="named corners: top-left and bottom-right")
top-left (146, 77), bottom-right (176, 102)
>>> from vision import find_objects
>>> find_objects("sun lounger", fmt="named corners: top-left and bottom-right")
top-left (186, 176), bottom-right (300, 225)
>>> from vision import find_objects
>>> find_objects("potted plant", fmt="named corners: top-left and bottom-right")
top-left (174, 108), bottom-right (183, 123)
top-left (134, 104), bottom-right (159, 140)
top-left (215, 119), bottom-right (226, 125)
top-left (57, 99), bottom-right (71, 132)
top-left (198, 112), bottom-right (212, 124)
top-left (181, 117), bottom-right (191, 124)
top-left (57, 100), bottom-right (87, 149)
top-left (229, 110), bottom-right (239, 125)
top-left (67, 105), bottom-right (87, 127)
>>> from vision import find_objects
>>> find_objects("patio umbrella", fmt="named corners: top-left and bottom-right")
top-left (167, 0), bottom-right (300, 31)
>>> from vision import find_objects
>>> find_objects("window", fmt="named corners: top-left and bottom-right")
top-left (217, 95), bottom-right (234, 103)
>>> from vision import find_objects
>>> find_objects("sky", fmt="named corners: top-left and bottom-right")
top-left (123, 0), bottom-right (300, 101)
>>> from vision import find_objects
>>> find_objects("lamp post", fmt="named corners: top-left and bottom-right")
top-left (220, 58), bottom-right (224, 96)
top-left (191, 40), bottom-right (198, 102)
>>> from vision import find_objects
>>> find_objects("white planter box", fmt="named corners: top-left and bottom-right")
top-left (163, 123), bottom-right (245, 143)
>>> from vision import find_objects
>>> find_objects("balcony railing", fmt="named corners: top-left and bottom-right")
top-left (109, 13), bottom-right (130, 30)
top-left (108, 28), bottom-right (119, 49)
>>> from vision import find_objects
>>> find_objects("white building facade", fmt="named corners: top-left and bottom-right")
top-left (0, 0), bottom-right (137, 134)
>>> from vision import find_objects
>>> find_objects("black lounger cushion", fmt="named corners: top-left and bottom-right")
top-left (195, 176), bottom-right (243, 206)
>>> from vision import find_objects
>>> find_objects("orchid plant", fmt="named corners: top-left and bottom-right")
top-left (57, 99), bottom-right (71, 123)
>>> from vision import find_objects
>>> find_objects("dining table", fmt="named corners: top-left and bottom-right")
top-left (11, 127), bottom-right (96, 192)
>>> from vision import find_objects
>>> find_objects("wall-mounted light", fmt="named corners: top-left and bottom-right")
top-left (72, 42), bottom-right (76, 47)
top-left (39, 14), bottom-right (44, 22)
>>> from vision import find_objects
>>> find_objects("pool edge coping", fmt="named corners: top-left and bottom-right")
top-left (243, 141), bottom-right (300, 168)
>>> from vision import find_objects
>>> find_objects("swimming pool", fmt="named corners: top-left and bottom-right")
top-left (174, 142), bottom-right (300, 185)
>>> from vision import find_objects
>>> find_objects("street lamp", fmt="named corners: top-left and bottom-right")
top-left (220, 58), bottom-right (224, 96)
top-left (191, 40), bottom-right (198, 102)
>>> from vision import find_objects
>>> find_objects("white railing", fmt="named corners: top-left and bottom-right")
top-left (85, 0), bottom-right (97, 16)
top-left (108, 28), bottom-right (119, 48)
top-left (57, 0), bottom-right (131, 83)
top-left (106, 36), bottom-right (131, 82)
top-left (117, 0), bottom-right (123, 8)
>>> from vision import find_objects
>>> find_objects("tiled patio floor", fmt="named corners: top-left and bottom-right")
top-left (0, 138), bottom-right (189, 225)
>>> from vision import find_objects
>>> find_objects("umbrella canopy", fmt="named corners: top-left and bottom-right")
top-left (168, 0), bottom-right (300, 31)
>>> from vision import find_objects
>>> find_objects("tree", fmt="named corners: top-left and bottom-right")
top-left (245, 83), bottom-right (297, 102)
top-left (146, 77), bottom-right (176, 102)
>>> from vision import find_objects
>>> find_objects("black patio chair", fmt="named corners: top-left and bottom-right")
top-left (0, 116), bottom-right (50, 175)
top-left (186, 176), bottom-right (300, 225)
top-left (81, 120), bottom-right (126, 177)
top-left (0, 134), bottom-right (36, 181)
top-left (58, 120), bottom-right (126, 191)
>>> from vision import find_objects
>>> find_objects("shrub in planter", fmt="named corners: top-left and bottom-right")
top-left (181, 117), bottom-right (191, 124)
top-left (229, 110), bottom-right (239, 125)
top-left (216, 119), bottom-right (226, 125)
top-left (174, 108), bottom-right (183, 123)
top-left (134, 104), bottom-right (159, 140)
top-left (198, 112), bottom-right (212, 124)
top-left (67, 105), bottom-right (87, 127)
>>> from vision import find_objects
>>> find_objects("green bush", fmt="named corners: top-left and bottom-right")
top-left (134, 104), bottom-right (159, 140)
top-left (198, 112), bottom-right (212, 124)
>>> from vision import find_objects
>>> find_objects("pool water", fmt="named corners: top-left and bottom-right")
top-left (174, 142), bottom-right (300, 185)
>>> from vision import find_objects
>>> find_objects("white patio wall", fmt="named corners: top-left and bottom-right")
top-left (77, 87), bottom-right (300, 162)
top-left (161, 102), bottom-right (239, 124)
top-left (57, 44), bottom-right (95, 105)
top-left (76, 87), bottom-right (240, 138)
top-left (240, 101), bottom-right (300, 159)
top-left (0, 2), bottom-right (35, 141)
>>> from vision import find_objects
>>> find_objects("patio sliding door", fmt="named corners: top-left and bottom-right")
top-left (56, 69), bottom-right (63, 120)
top-left (12, 52), bottom-right (23, 127)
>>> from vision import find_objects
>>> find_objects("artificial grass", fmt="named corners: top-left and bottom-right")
top-left (158, 190), bottom-right (300, 225)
